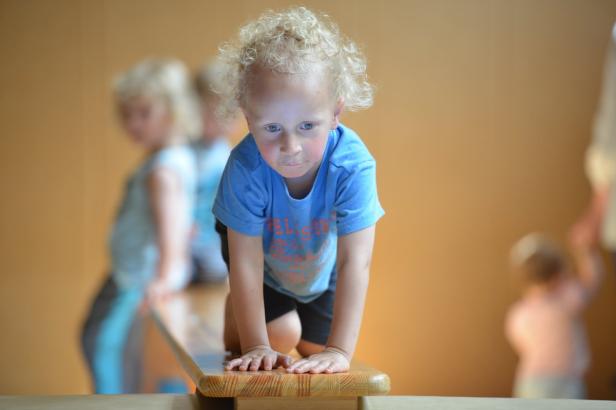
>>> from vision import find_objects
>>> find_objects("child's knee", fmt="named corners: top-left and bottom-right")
top-left (296, 339), bottom-right (325, 357)
top-left (267, 310), bottom-right (301, 354)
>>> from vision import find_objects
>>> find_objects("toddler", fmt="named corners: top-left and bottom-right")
top-left (213, 7), bottom-right (384, 374)
top-left (505, 232), bottom-right (603, 398)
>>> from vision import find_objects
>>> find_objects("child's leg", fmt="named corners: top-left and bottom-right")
top-left (81, 276), bottom-right (117, 388)
top-left (295, 287), bottom-right (335, 357)
top-left (216, 220), bottom-right (302, 355)
top-left (81, 275), bottom-right (143, 393)
top-left (296, 340), bottom-right (325, 356)
top-left (224, 293), bottom-right (301, 354)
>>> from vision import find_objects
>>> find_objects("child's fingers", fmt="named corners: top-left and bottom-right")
top-left (239, 356), bottom-right (253, 371)
top-left (277, 354), bottom-right (293, 368)
top-left (291, 359), bottom-right (316, 374)
top-left (249, 356), bottom-right (262, 371)
top-left (309, 360), bottom-right (331, 374)
top-left (325, 361), bottom-right (348, 374)
top-left (224, 358), bottom-right (243, 370)
top-left (286, 358), bottom-right (307, 372)
top-left (262, 355), bottom-right (274, 371)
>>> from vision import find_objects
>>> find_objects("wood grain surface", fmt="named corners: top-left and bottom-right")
top-left (152, 284), bottom-right (391, 398)
top-left (0, 394), bottom-right (199, 410)
top-left (360, 396), bottom-right (616, 410)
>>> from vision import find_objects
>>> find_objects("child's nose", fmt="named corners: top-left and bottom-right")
top-left (280, 132), bottom-right (301, 155)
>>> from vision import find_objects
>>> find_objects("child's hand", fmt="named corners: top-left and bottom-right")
top-left (224, 345), bottom-right (293, 371)
top-left (286, 347), bottom-right (350, 374)
top-left (569, 217), bottom-right (598, 250)
top-left (145, 276), bottom-right (177, 307)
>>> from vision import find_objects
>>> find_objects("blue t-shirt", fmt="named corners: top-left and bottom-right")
top-left (213, 124), bottom-right (384, 302)
top-left (109, 145), bottom-right (197, 290)
top-left (191, 138), bottom-right (230, 274)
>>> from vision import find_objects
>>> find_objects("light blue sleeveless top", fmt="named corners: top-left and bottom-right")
top-left (191, 138), bottom-right (230, 267)
top-left (109, 145), bottom-right (197, 289)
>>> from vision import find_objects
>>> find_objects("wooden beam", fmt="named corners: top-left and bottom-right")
top-left (236, 397), bottom-right (357, 410)
top-left (0, 394), bottom-right (199, 410)
top-left (151, 284), bottom-right (390, 398)
top-left (360, 396), bottom-right (616, 410)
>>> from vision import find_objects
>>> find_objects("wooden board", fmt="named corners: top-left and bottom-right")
top-left (0, 394), bottom-right (199, 410)
top-left (152, 283), bottom-right (390, 398)
top-left (360, 396), bottom-right (616, 410)
top-left (236, 397), bottom-right (357, 410)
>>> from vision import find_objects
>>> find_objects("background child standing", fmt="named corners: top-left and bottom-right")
top-left (213, 7), bottom-right (384, 374)
top-left (80, 59), bottom-right (199, 393)
top-left (505, 232), bottom-right (604, 398)
top-left (190, 60), bottom-right (238, 284)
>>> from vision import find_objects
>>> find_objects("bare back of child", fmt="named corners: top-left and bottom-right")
top-left (506, 232), bottom-right (604, 398)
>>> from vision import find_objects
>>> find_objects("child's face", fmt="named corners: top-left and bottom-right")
top-left (242, 66), bottom-right (343, 181)
top-left (118, 96), bottom-right (174, 149)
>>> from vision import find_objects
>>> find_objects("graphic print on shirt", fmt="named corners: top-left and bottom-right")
top-left (264, 211), bottom-right (337, 294)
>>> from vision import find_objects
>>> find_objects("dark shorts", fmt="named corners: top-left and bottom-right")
top-left (216, 220), bottom-right (334, 345)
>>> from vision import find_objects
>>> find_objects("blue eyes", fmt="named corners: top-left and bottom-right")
top-left (263, 123), bottom-right (315, 133)
top-left (264, 124), bottom-right (281, 133)
top-left (300, 122), bottom-right (314, 130)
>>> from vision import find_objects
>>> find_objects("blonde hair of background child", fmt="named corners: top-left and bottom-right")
top-left (114, 58), bottom-right (201, 139)
top-left (215, 6), bottom-right (374, 117)
top-left (194, 59), bottom-right (228, 99)
top-left (510, 233), bottom-right (566, 284)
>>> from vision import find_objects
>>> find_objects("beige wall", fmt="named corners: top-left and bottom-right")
top-left (1, 0), bottom-right (616, 399)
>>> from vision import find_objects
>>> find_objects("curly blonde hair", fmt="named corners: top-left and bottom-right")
top-left (114, 58), bottom-right (201, 138)
top-left (216, 6), bottom-right (373, 116)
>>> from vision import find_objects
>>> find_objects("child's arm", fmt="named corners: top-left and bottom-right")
top-left (147, 168), bottom-right (189, 303)
top-left (568, 184), bottom-right (609, 306)
top-left (224, 227), bottom-right (293, 371)
top-left (570, 185), bottom-right (610, 248)
top-left (287, 225), bottom-right (375, 374)
top-left (569, 240), bottom-right (605, 303)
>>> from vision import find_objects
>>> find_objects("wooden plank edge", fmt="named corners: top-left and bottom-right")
top-left (150, 309), bottom-right (209, 390)
top-left (198, 372), bottom-right (390, 398)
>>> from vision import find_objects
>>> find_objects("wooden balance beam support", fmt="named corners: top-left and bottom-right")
top-left (151, 283), bottom-right (390, 410)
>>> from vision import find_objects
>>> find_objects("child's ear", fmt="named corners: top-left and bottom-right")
top-left (331, 97), bottom-right (345, 129)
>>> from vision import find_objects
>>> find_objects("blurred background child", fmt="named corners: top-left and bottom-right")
top-left (189, 60), bottom-right (239, 284)
top-left (505, 232), bottom-right (604, 398)
top-left (572, 22), bottom-right (616, 265)
top-left (80, 58), bottom-right (199, 393)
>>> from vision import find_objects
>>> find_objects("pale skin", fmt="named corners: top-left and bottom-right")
top-left (570, 185), bottom-right (610, 249)
top-left (568, 185), bottom-right (608, 302)
top-left (223, 65), bottom-right (376, 374)
top-left (147, 167), bottom-right (190, 304)
top-left (506, 228), bottom-right (605, 359)
top-left (119, 96), bottom-right (189, 306)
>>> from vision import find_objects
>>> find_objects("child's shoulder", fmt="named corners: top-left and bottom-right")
top-left (555, 278), bottom-right (588, 313)
top-left (227, 134), bottom-right (262, 172)
top-left (506, 298), bottom-right (527, 319)
top-left (149, 144), bottom-right (197, 177)
top-left (155, 143), bottom-right (194, 159)
top-left (191, 139), bottom-right (231, 171)
top-left (329, 124), bottom-right (376, 171)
